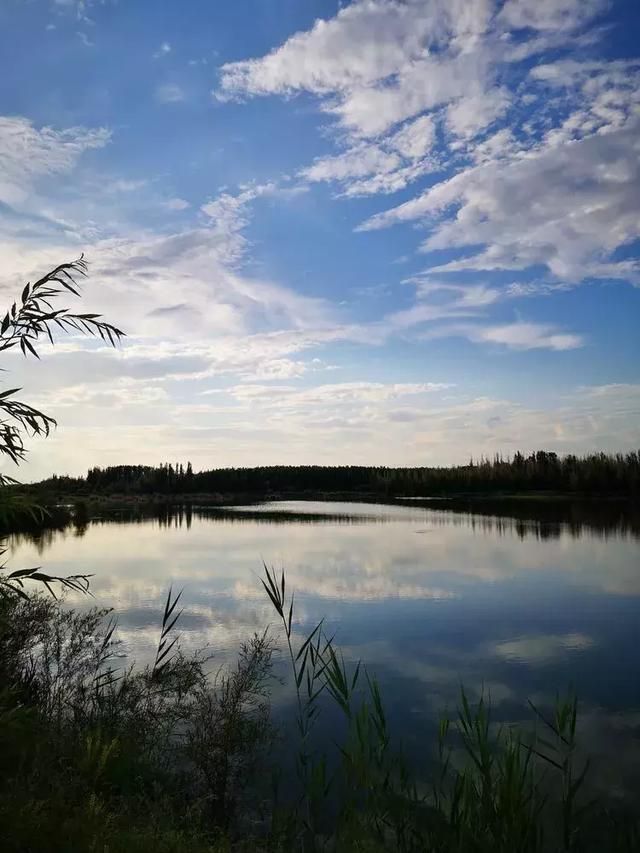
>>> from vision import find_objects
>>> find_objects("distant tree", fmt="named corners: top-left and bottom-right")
top-left (0, 257), bottom-right (124, 597)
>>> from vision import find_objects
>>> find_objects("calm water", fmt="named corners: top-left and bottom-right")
top-left (7, 500), bottom-right (640, 794)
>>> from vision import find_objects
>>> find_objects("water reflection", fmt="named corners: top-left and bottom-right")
top-left (8, 496), bottom-right (639, 546)
top-left (5, 499), bottom-right (640, 795)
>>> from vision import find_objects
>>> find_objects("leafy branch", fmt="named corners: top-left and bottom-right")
top-left (0, 256), bottom-right (125, 597)
top-left (0, 255), bottom-right (124, 358)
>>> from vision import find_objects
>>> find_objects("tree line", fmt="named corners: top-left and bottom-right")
top-left (34, 450), bottom-right (640, 497)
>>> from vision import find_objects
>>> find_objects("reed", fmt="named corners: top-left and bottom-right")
top-left (0, 571), bottom-right (637, 852)
top-left (260, 564), bottom-right (638, 853)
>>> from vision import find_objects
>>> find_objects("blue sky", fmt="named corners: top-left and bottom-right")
top-left (1, 0), bottom-right (639, 478)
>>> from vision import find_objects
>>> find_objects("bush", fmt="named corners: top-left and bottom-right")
top-left (0, 592), bottom-right (274, 851)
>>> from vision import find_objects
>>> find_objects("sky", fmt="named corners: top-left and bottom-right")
top-left (0, 0), bottom-right (639, 480)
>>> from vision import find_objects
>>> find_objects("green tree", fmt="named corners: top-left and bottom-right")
top-left (0, 257), bottom-right (124, 597)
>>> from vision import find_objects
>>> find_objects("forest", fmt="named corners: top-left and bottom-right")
top-left (32, 450), bottom-right (640, 499)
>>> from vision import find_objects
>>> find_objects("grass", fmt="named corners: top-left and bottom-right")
top-left (0, 568), bottom-right (637, 852)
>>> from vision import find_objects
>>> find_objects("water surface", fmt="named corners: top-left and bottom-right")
top-left (8, 499), bottom-right (640, 794)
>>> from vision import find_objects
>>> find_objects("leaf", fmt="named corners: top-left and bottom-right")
top-left (22, 337), bottom-right (39, 359)
top-left (261, 578), bottom-right (282, 616)
top-left (295, 620), bottom-right (323, 662)
top-left (7, 566), bottom-right (41, 579)
top-left (287, 593), bottom-right (294, 638)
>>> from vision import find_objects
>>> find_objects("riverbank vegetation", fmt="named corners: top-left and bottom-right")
top-left (0, 568), bottom-right (637, 852)
top-left (26, 451), bottom-right (640, 503)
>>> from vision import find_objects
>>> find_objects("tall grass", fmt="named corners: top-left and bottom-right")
top-left (0, 569), bottom-right (637, 852)
top-left (261, 564), bottom-right (637, 853)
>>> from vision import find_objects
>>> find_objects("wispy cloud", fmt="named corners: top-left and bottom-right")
top-left (155, 83), bottom-right (185, 103)
top-left (161, 197), bottom-right (190, 211)
top-left (76, 30), bottom-right (94, 47)
top-left (0, 116), bottom-right (110, 206)
top-left (453, 321), bottom-right (584, 351)
top-left (301, 115), bottom-right (437, 196)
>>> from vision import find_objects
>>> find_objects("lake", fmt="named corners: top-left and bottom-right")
top-left (7, 498), bottom-right (640, 796)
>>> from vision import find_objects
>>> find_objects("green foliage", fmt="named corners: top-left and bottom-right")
top-left (0, 256), bottom-right (124, 474)
top-left (0, 256), bottom-right (124, 598)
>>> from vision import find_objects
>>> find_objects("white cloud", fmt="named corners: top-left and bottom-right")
top-left (375, 281), bottom-right (582, 350)
top-left (162, 197), bottom-right (190, 211)
top-left (0, 116), bottom-right (110, 206)
top-left (227, 381), bottom-right (450, 407)
top-left (494, 632), bottom-right (594, 663)
top-left (389, 114), bottom-right (436, 159)
top-left (155, 83), bottom-right (185, 104)
top-left (218, 0), bottom-right (489, 100)
top-left (326, 50), bottom-right (490, 137)
top-left (361, 117), bottom-right (640, 282)
top-left (463, 321), bottom-right (584, 351)
top-left (153, 41), bottom-right (172, 59)
top-left (497, 0), bottom-right (606, 32)
top-left (410, 280), bottom-right (501, 307)
top-left (216, 0), bottom-right (498, 139)
top-left (36, 378), bottom-right (169, 410)
top-left (76, 30), bottom-right (93, 47)
top-left (110, 179), bottom-right (148, 193)
top-left (0, 165), bottom-right (339, 390)
top-left (386, 304), bottom-right (583, 351)
top-left (303, 144), bottom-right (401, 184)
top-left (301, 114), bottom-right (437, 196)
top-left (213, 0), bottom-right (636, 295)
top-left (471, 128), bottom-right (518, 163)
top-left (199, 181), bottom-right (308, 263)
top-left (4, 306), bottom-right (638, 477)
top-left (83, 226), bottom-right (333, 338)
top-left (445, 89), bottom-right (511, 140)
